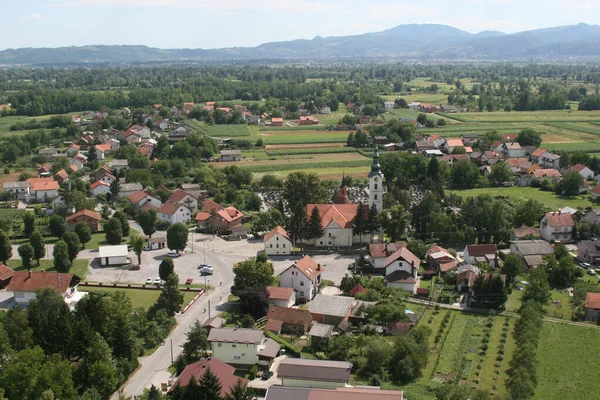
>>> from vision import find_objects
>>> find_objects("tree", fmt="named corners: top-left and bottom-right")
top-left (224, 379), bottom-right (254, 400)
top-left (159, 258), bottom-right (175, 282)
top-left (305, 206), bottom-right (324, 241)
top-left (182, 321), bottom-right (209, 363)
top-left (352, 203), bottom-right (368, 244)
top-left (167, 222), bottom-right (188, 253)
top-left (110, 179), bottom-right (120, 201)
top-left (559, 171), bottom-right (583, 196)
top-left (366, 204), bottom-right (380, 238)
top-left (0, 230), bottom-right (12, 264)
top-left (231, 257), bottom-right (275, 296)
top-left (501, 253), bottom-right (524, 284)
top-left (387, 335), bottom-right (428, 383)
top-left (138, 209), bottom-right (158, 239)
top-left (53, 240), bottom-right (71, 273)
top-left (49, 215), bottom-right (67, 239)
top-left (75, 222), bottom-right (92, 249)
top-left (238, 286), bottom-right (270, 319)
top-left (113, 210), bottom-right (130, 237)
top-left (491, 161), bottom-right (513, 185)
top-left (104, 217), bottom-right (123, 245)
top-left (62, 232), bottom-right (81, 263)
top-left (544, 255), bottom-right (580, 287)
top-left (29, 231), bottom-right (45, 266)
top-left (514, 199), bottom-right (546, 227)
top-left (522, 267), bottom-right (551, 306)
top-left (516, 128), bottom-right (542, 147)
top-left (131, 233), bottom-right (145, 265)
top-left (17, 243), bottom-right (34, 271)
top-left (282, 172), bottom-right (328, 213)
top-left (152, 273), bottom-right (184, 317)
top-left (86, 146), bottom-right (98, 169)
top-left (450, 159), bottom-right (480, 188)
top-left (28, 288), bottom-right (74, 357)
top-left (378, 205), bottom-right (410, 242)
top-left (285, 206), bottom-right (307, 248)
top-left (198, 367), bottom-right (223, 400)
top-left (23, 213), bottom-right (35, 238)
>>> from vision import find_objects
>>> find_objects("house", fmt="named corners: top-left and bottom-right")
top-left (585, 293), bottom-right (600, 320)
top-left (415, 141), bottom-right (437, 153)
top-left (540, 212), bottom-right (574, 242)
top-left (143, 237), bottom-right (166, 251)
top-left (509, 240), bottom-right (554, 268)
top-left (37, 163), bottom-right (52, 177)
top-left (70, 154), bottom-right (87, 169)
top-left (158, 201), bottom-right (192, 225)
top-left (118, 183), bottom-right (144, 198)
top-left (3, 181), bottom-right (31, 200)
top-left (183, 102), bottom-right (195, 114)
top-left (98, 245), bottom-right (130, 266)
top-left (456, 269), bottom-right (479, 292)
top-left (582, 208), bottom-right (600, 225)
top-left (426, 245), bottom-right (457, 274)
top-left (167, 189), bottom-right (200, 212)
top-left (428, 134), bottom-right (446, 149)
top-left (67, 144), bottom-right (80, 157)
top-left (66, 209), bottom-right (101, 232)
top-left (569, 164), bottom-right (594, 179)
top-left (531, 168), bottom-right (562, 184)
top-left (0, 264), bottom-right (14, 289)
top-left (94, 144), bottom-right (111, 160)
top-left (265, 306), bottom-right (312, 335)
top-left (265, 386), bottom-right (404, 400)
top-left (195, 199), bottom-right (223, 228)
top-left (6, 271), bottom-right (87, 310)
top-left (592, 185), bottom-right (600, 201)
top-left (95, 167), bottom-right (117, 185)
top-left (308, 294), bottom-right (354, 326)
top-left (319, 106), bottom-right (331, 114)
top-left (481, 151), bottom-right (504, 165)
top-left (440, 105), bottom-right (457, 113)
top-left (540, 151), bottom-right (561, 169)
top-left (384, 101), bottom-right (395, 110)
top-left (461, 133), bottom-right (479, 145)
top-left (169, 126), bottom-right (188, 141)
top-left (90, 180), bottom-right (111, 197)
top-left (53, 169), bottom-right (69, 185)
top-left (278, 255), bottom-right (323, 301)
top-left (109, 159), bottom-right (129, 173)
top-left (578, 240), bottom-right (600, 265)
top-left (440, 154), bottom-right (469, 166)
top-left (128, 190), bottom-right (162, 209)
top-left (208, 328), bottom-right (280, 368)
top-left (271, 117), bottom-right (283, 127)
top-left (27, 178), bottom-right (59, 201)
top-left (167, 357), bottom-right (248, 397)
top-left (277, 359), bottom-right (352, 389)
top-left (382, 246), bottom-right (421, 294)
top-left (309, 323), bottom-right (334, 348)
top-left (108, 138), bottom-right (120, 152)
top-left (443, 139), bottom-right (465, 154)
top-left (266, 286), bottom-right (296, 308)
top-left (408, 102), bottom-right (421, 110)
top-left (531, 148), bottom-right (547, 164)
top-left (300, 116), bottom-right (320, 125)
top-left (264, 226), bottom-right (292, 256)
top-left (304, 204), bottom-right (370, 247)
top-left (503, 142), bottom-right (526, 158)
top-left (220, 150), bottom-right (241, 162)
top-left (464, 244), bottom-right (499, 268)
top-left (127, 125), bottom-right (151, 139)
top-left (511, 226), bottom-right (540, 241)
top-left (195, 204), bottom-right (243, 232)
top-left (490, 141), bottom-right (504, 152)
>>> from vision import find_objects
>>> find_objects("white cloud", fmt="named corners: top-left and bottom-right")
top-left (20, 13), bottom-right (43, 21)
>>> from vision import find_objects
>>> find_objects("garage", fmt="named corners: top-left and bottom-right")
top-left (99, 245), bottom-right (131, 266)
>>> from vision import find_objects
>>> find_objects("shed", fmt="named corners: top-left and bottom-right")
top-left (309, 322), bottom-right (333, 349)
top-left (99, 245), bottom-right (130, 266)
top-left (147, 236), bottom-right (166, 250)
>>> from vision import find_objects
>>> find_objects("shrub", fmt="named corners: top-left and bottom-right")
top-left (249, 364), bottom-right (259, 380)
top-left (156, 220), bottom-right (171, 231)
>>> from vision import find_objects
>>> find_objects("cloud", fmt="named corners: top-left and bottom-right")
top-left (20, 13), bottom-right (43, 21)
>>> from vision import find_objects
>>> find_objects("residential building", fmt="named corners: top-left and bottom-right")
top-left (208, 328), bottom-right (280, 368)
top-left (266, 286), bottom-right (296, 308)
top-left (3, 181), bottom-right (31, 200)
top-left (463, 244), bottom-right (499, 268)
top-left (443, 138), bottom-right (465, 153)
top-left (66, 209), bottom-right (101, 232)
top-left (511, 226), bottom-right (540, 241)
top-left (540, 151), bottom-right (561, 169)
top-left (94, 144), bottom-right (111, 160)
top-left (531, 168), bottom-right (562, 184)
top-left (300, 116), bottom-right (320, 125)
top-left (90, 180), bottom-right (111, 197)
top-left (265, 386), bottom-right (404, 400)
top-left (264, 226), bottom-right (292, 256)
top-left (128, 190), bottom-right (162, 209)
top-left (220, 150), bottom-right (241, 162)
top-left (319, 106), bottom-right (331, 114)
top-left (70, 154), bottom-right (87, 169)
top-left (278, 255), bottom-right (322, 301)
top-left (265, 306), bottom-right (312, 335)
top-left (384, 101), bottom-right (395, 110)
top-left (368, 242), bottom-right (407, 270)
top-left (426, 245), bottom-right (457, 274)
top-left (6, 271), bottom-right (87, 310)
top-left (53, 169), bottom-right (69, 185)
top-left (503, 142), bottom-right (526, 158)
top-left (277, 359), bottom-right (352, 389)
top-left (110, 159), bottom-right (129, 172)
top-left (271, 117), bottom-right (283, 127)
top-left (27, 178), bottom-right (58, 201)
top-left (308, 294), bottom-right (354, 325)
top-left (540, 212), bottom-right (574, 242)
top-left (195, 204), bottom-right (243, 232)
top-left (158, 201), bottom-right (192, 225)
top-left (167, 358), bottom-right (248, 397)
top-left (383, 246), bottom-right (421, 294)
top-left (531, 148), bottom-right (547, 164)
top-left (592, 185), bottom-right (600, 201)
top-left (0, 264), bottom-right (14, 289)
top-left (95, 167), bottom-right (117, 185)
top-left (578, 240), bottom-right (600, 265)
top-left (118, 183), bottom-right (144, 198)
top-left (570, 164), bottom-right (594, 179)
top-left (167, 189), bottom-right (200, 212)
top-left (509, 240), bottom-right (554, 268)
top-left (585, 293), bottom-right (600, 320)
top-left (99, 245), bottom-right (130, 266)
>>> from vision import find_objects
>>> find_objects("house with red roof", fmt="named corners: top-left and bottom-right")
top-left (278, 255), bottom-right (323, 301)
top-left (348, 283), bottom-right (367, 297)
top-left (167, 189), bottom-right (200, 212)
top-left (26, 178), bottom-right (59, 201)
top-left (168, 357), bottom-right (248, 397)
top-left (540, 211), bottom-right (574, 242)
top-left (158, 201), bottom-right (192, 225)
top-left (128, 190), bottom-right (162, 209)
top-left (6, 270), bottom-right (87, 310)
top-left (271, 117), bottom-right (283, 127)
top-left (426, 245), bottom-right (457, 274)
top-left (585, 293), bottom-right (600, 320)
top-left (264, 226), bottom-right (292, 256)
top-left (90, 180), bottom-right (111, 197)
top-left (569, 164), bottom-right (594, 179)
top-left (0, 264), bottom-right (15, 289)
top-left (592, 184), bottom-right (600, 201)
top-left (66, 209), bottom-right (102, 232)
top-left (531, 168), bottom-right (562, 184)
top-left (195, 202), bottom-right (243, 232)
top-left (267, 286), bottom-right (296, 308)
top-left (383, 246), bottom-right (421, 294)
top-left (443, 138), bottom-right (465, 154)
top-left (304, 204), bottom-right (369, 247)
top-left (368, 242), bottom-right (407, 269)
top-left (464, 244), bottom-right (498, 268)
top-left (94, 144), bottom-right (112, 160)
top-left (53, 169), bottom-right (69, 185)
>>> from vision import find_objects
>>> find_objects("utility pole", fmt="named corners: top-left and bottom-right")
top-left (208, 300), bottom-right (211, 319)
top-left (170, 339), bottom-right (173, 365)
top-left (203, 240), bottom-right (206, 263)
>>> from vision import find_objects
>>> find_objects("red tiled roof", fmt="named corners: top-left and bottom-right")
top-left (69, 164), bottom-right (80, 172)
top-left (439, 260), bottom-right (458, 272)
top-left (266, 306), bottom-right (312, 327)
top-left (168, 358), bottom-right (247, 397)
top-left (445, 139), bottom-right (464, 147)
top-left (265, 319), bottom-right (284, 332)
top-left (305, 204), bottom-right (365, 229)
top-left (267, 286), bottom-right (294, 301)
top-left (585, 292), bottom-right (600, 309)
top-left (95, 144), bottom-right (111, 152)
top-left (201, 199), bottom-right (222, 213)
top-left (0, 264), bottom-right (14, 281)
top-left (593, 185), bottom-right (600, 195)
top-left (6, 271), bottom-right (73, 293)
top-left (168, 189), bottom-right (193, 203)
top-left (369, 242), bottom-right (407, 259)
top-left (383, 246), bottom-right (420, 269)
top-left (216, 206), bottom-right (243, 223)
top-left (570, 164), bottom-right (588, 173)
top-left (128, 190), bottom-right (149, 204)
top-left (416, 288), bottom-right (430, 295)
top-left (54, 169), bottom-right (68, 181)
top-left (531, 148), bottom-right (547, 157)
top-left (543, 212), bottom-right (574, 227)
top-left (427, 244), bottom-right (452, 257)
top-left (349, 283), bottom-right (367, 296)
top-left (271, 118), bottom-right (283, 123)
top-left (385, 270), bottom-right (416, 284)
top-left (159, 200), bottom-right (186, 215)
top-left (90, 180), bottom-right (109, 189)
top-left (292, 255), bottom-right (322, 280)
top-left (195, 211), bottom-right (211, 222)
top-left (506, 158), bottom-right (528, 167)
top-left (264, 226), bottom-right (290, 242)
top-left (27, 178), bottom-right (59, 192)
top-left (533, 169), bottom-right (562, 178)
top-left (66, 209), bottom-right (101, 222)
top-left (457, 270), bottom-right (478, 288)
top-left (490, 140), bottom-right (503, 149)
top-left (502, 133), bottom-right (517, 141)
top-left (466, 244), bottom-right (498, 257)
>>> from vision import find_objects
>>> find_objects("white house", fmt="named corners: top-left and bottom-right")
top-left (167, 190), bottom-right (200, 212)
top-left (128, 190), bottom-right (162, 209)
top-left (108, 138), bottom-right (120, 152)
top-left (463, 244), bottom-right (499, 268)
top-left (6, 270), bottom-right (87, 310)
top-left (70, 154), bottom-right (87, 169)
top-left (444, 139), bottom-right (465, 154)
top-left (384, 101), bottom-right (395, 110)
top-left (408, 102), bottom-right (421, 110)
top-left (27, 178), bottom-right (58, 201)
top-left (503, 142), bottom-right (526, 158)
top-left (220, 150), bottom-right (241, 162)
top-left (90, 181), bottom-right (111, 197)
top-left (540, 151), bottom-right (561, 169)
top-left (278, 255), bottom-right (323, 301)
top-left (267, 286), bottom-right (296, 308)
top-left (319, 106), bottom-right (331, 114)
top-left (208, 328), bottom-right (280, 368)
top-left (264, 226), bottom-right (292, 256)
top-left (570, 164), bottom-right (594, 179)
top-left (368, 242), bottom-right (406, 270)
top-left (304, 204), bottom-right (369, 247)
top-left (158, 201), bottom-right (192, 225)
top-left (383, 247), bottom-right (421, 294)
top-left (118, 183), bottom-right (143, 198)
top-left (540, 212), bottom-right (574, 242)
top-left (99, 245), bottom-right (131, 266)
top-left (3, 181), bottom-right (30, 200)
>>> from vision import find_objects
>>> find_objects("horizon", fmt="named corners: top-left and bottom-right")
top-left (1, 0), bottom-right (600, 51)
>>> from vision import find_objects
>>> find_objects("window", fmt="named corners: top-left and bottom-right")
top-left (300, 291), bottom-right (305, 297)
top-left (233, 355), bottom-right (241, 360)
top-left (320, 241), bottom-right (323, 245)
top-left (276, 237), bottom-right (279, 241)
top-left (217, 343), bottom-right (222, 347)
top-left (270, 244), bottom-right (273, 248)
top-left (232, 344), bottom-right (237, 348)
top-left (276, 244), bottom-right (279, 248)
top-left (300, 281), bottom-right (304, 286)
top-left (241, 353), bottom-right (246, 356)
top-left (283, 244), bottom-right (286, 248)
top-left (374, 194), bottom-right (378, 200)
top-left (374, 183), bottom-right (378, 190)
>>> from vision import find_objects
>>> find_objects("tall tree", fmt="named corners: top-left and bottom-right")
top-left (62, 232), bottom-right (81, 263)
top-left (17, 243), bottom-right (34, 271)
top-left (152, 273), bottom-right (184, 317)
top-left (0, 230), bottom-right (12, 264)
top-left (29, 230), bottom-right (45, 266)
top-left (378, 205), bottom-right (410, 242)
top-left (113, 211), bottom-right (130, 237)
top-left (158, 258), bottom-right (175, 282)
top-left (352, 202), bottom-right (368, 244)
top-left (182, 321), bottom-right (209, 363)
top-left (75, 222), bottom-right (92, 249)
top-left (231, 257), bottom-right (275, 296)
top-left (522, 266), bottom-right (551, 305)
top-left (501, 253), bottom-right (525, 284)
top-left (131, 233), bottom-right (145, 266)
top-left (198, 367), bottom-right (223, 400)
top-left (27, 288), bottom-right (74, 357)
top-left (53, 240), bottom-right (71, 273)
top-left (86, 146), bottom-right (98, 169)
top-left (49, 215), bottom-right (67, 239)
top-left (138, 209), bottom-right (158, 239)
top-left (104, 217), bottom-right (123, 245)
top-left (167, 223), bottom-right (188, 254)
top-left (23, 213), bottom-right (36, 238)
top-left (282, 172), bottom-right (328, 213)
top-left (224, 380), bottom-right (254, 400)
top-left (285, 206), bottom-right (307, 249)
top-left (306, 206), bottom-right (324, 241)
top-left (110, 179), bottom-right (120, 201)
top-left (238, 286), bottom-right (270, 319)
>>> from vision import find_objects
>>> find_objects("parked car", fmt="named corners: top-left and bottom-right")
top-left (197, 264), bottom-right (212, 270)
top-left (261, 371), bottom-right (273, 380)
top-left (199, 265), bottom-right (214, 273)
top-left (588, 269), bottom-right (596, 276)
top-left (185, 278), bottom-right (193, 285)
top-left (200, 270), bottom-right (213, 276)
top-left (145, 277), bottom-right (152, 284)
top-left (129, 265), bottom-right (140, 271)
top-left (154, 277), bottom-right (162, 284)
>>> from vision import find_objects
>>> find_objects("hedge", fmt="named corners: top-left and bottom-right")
top-left (264, 330), bottom-right (301, 357)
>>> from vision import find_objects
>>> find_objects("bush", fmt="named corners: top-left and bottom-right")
top-left (156, 220), bottom-right (170, 231)
top-left (264, 331), bottom-right (301, 357)
top-left (249, 364), bottom-right (259, 380)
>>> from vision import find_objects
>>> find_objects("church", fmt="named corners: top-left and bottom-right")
top-left (304, 146), bottom-right (384, 247)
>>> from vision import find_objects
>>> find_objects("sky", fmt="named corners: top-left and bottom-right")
top-left (0, 0), bottom-right (599, 50)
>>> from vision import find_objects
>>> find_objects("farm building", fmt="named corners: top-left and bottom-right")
top-left (220, 150), bottom-right (241, 162)
top-left (99, 245), bottom-right (130, 266)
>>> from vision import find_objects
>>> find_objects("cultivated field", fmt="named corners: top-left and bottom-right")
top-left (456, 110), bottom-right (600, 123)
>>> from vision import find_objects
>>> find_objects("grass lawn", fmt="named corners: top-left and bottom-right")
top-left (85, 232), bottom-right (127, 250)
top-left (6, 258), bottom-right (89, 279)
top-left (448, 187), bottom-right (593, 210)
top-left (506, 284), bottom-right (574, 319)
top-left (535, 322), bottom-right (600, 399)
top-left (86, 287), bottom-right (196, 310)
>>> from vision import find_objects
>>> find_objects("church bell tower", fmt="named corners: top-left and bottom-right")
top-left (368, 144), bottom-right (384, 213)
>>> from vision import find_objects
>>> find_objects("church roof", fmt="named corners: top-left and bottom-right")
top-left (369, 145), bottom-right (384, 178)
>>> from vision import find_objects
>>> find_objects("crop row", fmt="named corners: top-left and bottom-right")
top-left (238, 159), bottom-right (371, 173)
top-left (544, 140), bottom-right (600, 153)
top-left (545, 122), bottom-right (600, 136)
top-left (435, 314), bottom-right (474, 376)
top-left (266, 147), bottom-right (357, 156)
top-left (262, 134), bottom-right (349, 145)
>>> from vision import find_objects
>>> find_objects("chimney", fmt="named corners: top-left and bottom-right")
top-left (316, 264), bottom-right (321, 271)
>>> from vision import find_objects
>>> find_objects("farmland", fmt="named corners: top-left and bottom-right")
top-left (186, 120), bottom-right (257, 137)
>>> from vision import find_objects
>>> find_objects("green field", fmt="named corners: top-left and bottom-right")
top-left (449, 187), bottom-right (593, 210)
top-left (6, 259), bottom-right (89, 279)
top-left (0, 113), bottom-right (81, 136)
top-left (86, 287), bottom-right (196, 310)
top-left (457, 110), bottom-right (600, 123)
top-left (188, 120), bottom-right (255, 137)
top-left (261, 132), bottom-right (350, 144)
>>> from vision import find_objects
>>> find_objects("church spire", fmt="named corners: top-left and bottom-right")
top-left (368, 143), bottom-right (383, 178)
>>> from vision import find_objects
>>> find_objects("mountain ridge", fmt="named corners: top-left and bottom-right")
top-left (1, 23), bottom-right (599, 64)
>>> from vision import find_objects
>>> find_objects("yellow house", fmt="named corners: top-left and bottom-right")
top-left (277, 358), bottom-right (352, 389)
top-left (208, 328), bottom-right (280, 368)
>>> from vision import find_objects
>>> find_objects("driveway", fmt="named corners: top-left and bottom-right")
top-left (248, 355), bottom-right (286, 389)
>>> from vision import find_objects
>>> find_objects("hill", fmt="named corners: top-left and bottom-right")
top-left (1, 23), bottom-right (600, 64)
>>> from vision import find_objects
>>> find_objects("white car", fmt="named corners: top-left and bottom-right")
top-left (154, 277), bottom-right (162, 284)
top-left (145, 277), bottom-right (152, 285)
